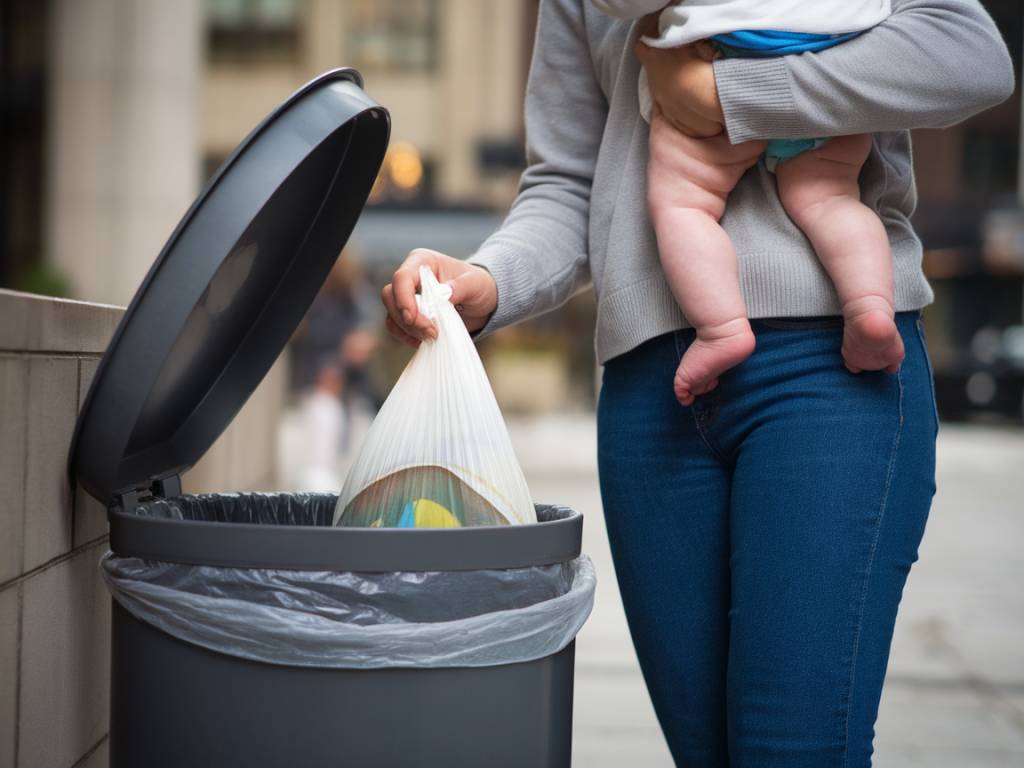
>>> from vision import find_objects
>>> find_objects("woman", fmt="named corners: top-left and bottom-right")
top-left (380, 1), bottom-right (1014, 765)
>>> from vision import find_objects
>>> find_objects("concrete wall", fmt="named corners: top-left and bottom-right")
top-left (0, 289), bottom-right (285, 768)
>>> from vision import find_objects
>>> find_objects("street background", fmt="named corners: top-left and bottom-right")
top-left (517, 417), bottom-right (1024, 767)
top-left (2, 1), bottom-right (1023, 765)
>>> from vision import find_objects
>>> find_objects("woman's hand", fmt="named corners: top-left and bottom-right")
top-left (381, 248), bottom-right (498, 347)
top-left (635, 14), bottom-right (724, 138)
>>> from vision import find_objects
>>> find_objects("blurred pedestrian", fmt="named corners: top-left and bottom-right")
top-left (294, 251), bottom-right (380, 400)
top-left (299, 360), bottom-right (346, 491)
top-left (293, 251), bottom-right (381, 478)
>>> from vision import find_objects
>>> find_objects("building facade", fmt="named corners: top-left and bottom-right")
top-left (202, 0), bottom-right (532, 209)
top-left (12, 0), bottom-right (533, 307)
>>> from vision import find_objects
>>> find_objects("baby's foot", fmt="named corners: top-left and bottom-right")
top-left (841, 296), bottom-right (905, 374)
top-left (674, 318), bottom-right (755, 406)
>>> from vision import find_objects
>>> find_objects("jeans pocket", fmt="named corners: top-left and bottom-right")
top-left (915, 317), bottom-right (941, 435)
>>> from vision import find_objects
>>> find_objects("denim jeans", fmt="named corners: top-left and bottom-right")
top-left (597, 313), bottom-right (938, 767)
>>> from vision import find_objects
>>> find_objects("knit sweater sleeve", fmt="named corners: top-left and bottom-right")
top-left (467, 0), bottom-right (606, 336)
top-left (589, 0), bottom-right (665, 20)
top-left (713, 0), bottom-right (1016, 142)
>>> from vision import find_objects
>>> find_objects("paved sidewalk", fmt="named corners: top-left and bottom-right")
top-left (508, 416), bottom-right (1024, 768)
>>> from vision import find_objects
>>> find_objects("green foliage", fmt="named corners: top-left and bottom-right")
top-left (14, 260), bottom-right (72, 299)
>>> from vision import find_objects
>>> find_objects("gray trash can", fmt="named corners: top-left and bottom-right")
top-left (68, 69), bottom-right (594, 767)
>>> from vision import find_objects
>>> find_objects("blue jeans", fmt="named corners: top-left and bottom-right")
top-left (597, 313), bottom-right (938, 767)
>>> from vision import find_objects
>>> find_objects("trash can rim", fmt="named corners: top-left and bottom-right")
top-left (109, 498), bottom-right (584, 572)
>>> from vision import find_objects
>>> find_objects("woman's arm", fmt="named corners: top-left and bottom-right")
top-left (713, 0), bottom-right (1015, 142)
top-left (382, 0), bottom-right (605, 344)
top-left (465, 0), bottom-right (608, 333)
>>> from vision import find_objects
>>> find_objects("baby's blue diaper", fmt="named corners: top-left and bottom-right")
top-left (711, 29), bottom-right (860, 57)
top-left (764, 138), bottom-right (829, 171)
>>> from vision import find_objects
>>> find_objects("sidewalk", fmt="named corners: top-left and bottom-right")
top-left (508, 416), bottom-right (1024, 767)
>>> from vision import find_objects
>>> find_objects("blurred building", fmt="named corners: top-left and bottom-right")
top-left (43, 0), bottom-right (204, 308)
top-left (0, 0), bottom-right (534, 307)
top-left (203, 0), bottom-right (533, 209)
top-left (1, 0), bottom-right (1022, 416)
top-left (910, 0), bottom-right (1024, 420)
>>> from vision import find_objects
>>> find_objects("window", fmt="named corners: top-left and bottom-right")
top-left (207, 0), bottom-right (302, 65)
top-left (347, 0), bottom-right (438, 74)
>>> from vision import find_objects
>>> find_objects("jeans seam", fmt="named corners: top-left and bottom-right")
top-left (914, 318), bottom-right (941, 437)
top-left (693, 413), bottom-right (728, 464)
top-left (841, 369), bottom-right (905, 767)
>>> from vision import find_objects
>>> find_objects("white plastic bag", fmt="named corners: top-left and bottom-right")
top-left (333, 266), bottom-right (535, 527)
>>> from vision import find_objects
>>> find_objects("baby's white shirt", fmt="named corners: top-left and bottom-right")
top-left (594, 0), bottom-right (892, 48)
top-left (596, 0), bottom-right (894, 121)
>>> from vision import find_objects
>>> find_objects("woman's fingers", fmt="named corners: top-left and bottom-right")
top-left (391, 263), bottom-right (423, 326)
top-left (646, 92), bottom-right (722, 138)
top-left (636, 39), bottom-right (725, 137)
top-left (380, 283), bottom-right (407, 335)
top-left (381, 282), bottom-right (429, 343)
top-left (391, 250), bottom-right (441, 340)
top-left (385, 315), bottom-right (421, 349)
top-left (381, 249), bottom-right (498, 339)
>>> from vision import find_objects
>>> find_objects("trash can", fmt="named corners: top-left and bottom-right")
top-left (68, 69), bottom-right (595, 768)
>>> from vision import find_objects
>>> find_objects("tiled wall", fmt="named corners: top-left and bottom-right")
top-left (0, 289), bottom-right (285, 768)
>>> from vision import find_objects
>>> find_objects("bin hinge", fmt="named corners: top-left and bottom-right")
top-left (115, 475), bottom-right (183, 514)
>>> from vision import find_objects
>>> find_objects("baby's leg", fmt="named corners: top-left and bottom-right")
top-left (647, 113), bottom-right (765, 405)
top-left (775, 134), bottom-right (905, 373)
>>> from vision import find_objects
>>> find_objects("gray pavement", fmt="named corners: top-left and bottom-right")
top-left (507, 416), bottom-right (1024, 768)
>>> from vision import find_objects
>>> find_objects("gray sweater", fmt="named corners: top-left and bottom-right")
top-left (468, 0), bottom-right (1015, 364)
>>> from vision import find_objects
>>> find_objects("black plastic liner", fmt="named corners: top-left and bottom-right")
top-left (131, 492), bottom-right (339, 525)
top-left (103, 493), bottom-right (595, 668)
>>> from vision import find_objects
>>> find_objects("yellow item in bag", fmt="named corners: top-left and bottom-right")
top-left (398, 498), bottom-right (462, 528)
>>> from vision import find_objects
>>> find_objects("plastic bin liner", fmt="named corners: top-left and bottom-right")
top-left (101, 494), bottom-right (595, 669)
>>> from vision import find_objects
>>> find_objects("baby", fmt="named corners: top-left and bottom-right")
top-left (594, 0), bottom-right (904, 405)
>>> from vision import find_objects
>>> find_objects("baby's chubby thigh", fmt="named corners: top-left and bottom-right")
top-left (646, 114), bottom-right (765, 220)
top-left (773, 134), bottom-right (873, 218)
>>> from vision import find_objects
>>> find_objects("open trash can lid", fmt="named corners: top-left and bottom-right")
top-left (70, 68), bottom-right (390, 506)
